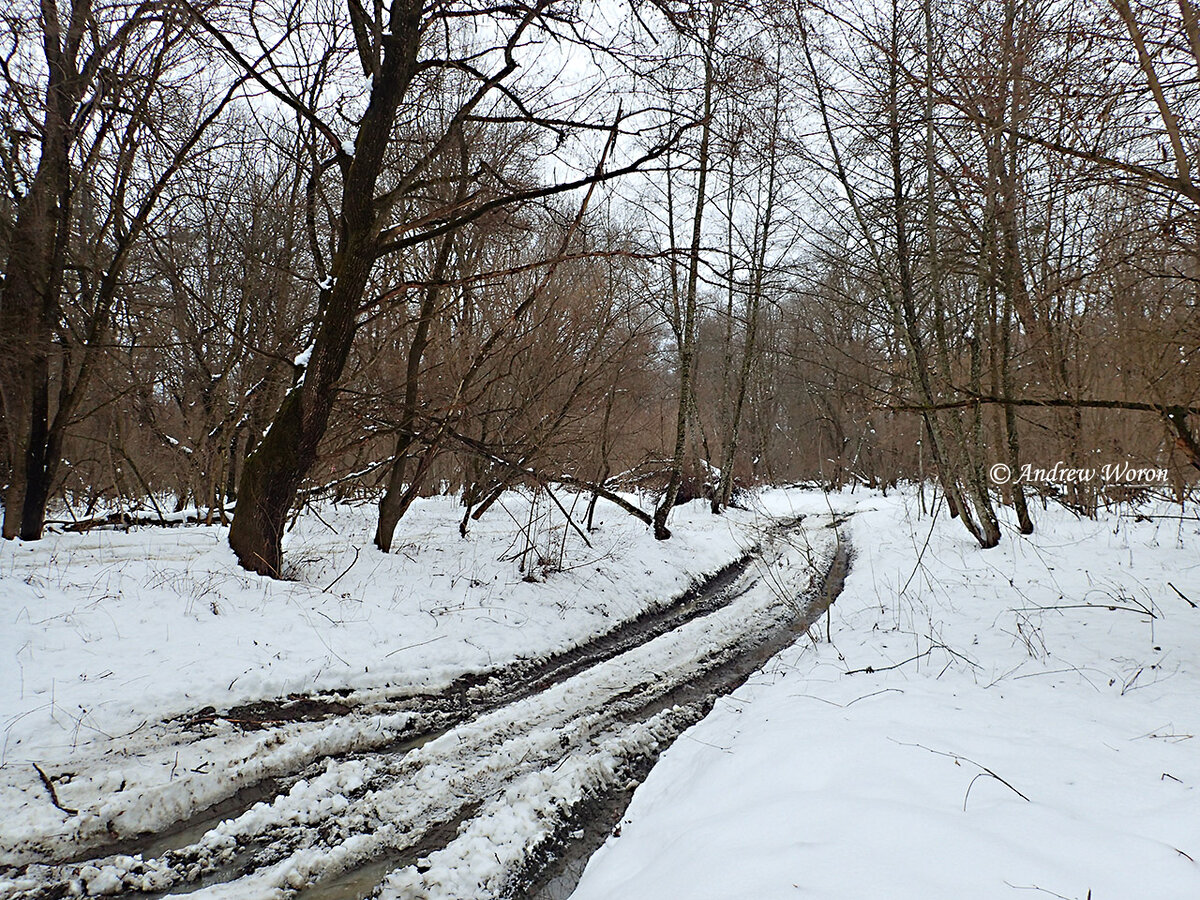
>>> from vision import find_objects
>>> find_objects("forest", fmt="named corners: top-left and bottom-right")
top-left (2, 0), bottom-right (1199, 573)
top-left (5, 4), bottom-right (1200, 896)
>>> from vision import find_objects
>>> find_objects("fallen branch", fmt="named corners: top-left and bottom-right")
top-left (297, 457), bottom-right (392, 500)
top-left (32, 763), bottom-right (78, 817)
top-left (889, 394), bottom-right (1200, 418)
top-left (44, 511), bottom-right (142, 532)
top-left (45, 506), bottom-right (235, 532)
top-left (436, 425), bottom-right (653, 526)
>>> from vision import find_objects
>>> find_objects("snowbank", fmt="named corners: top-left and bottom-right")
top-left (0, 492), bottom-right (783, 862)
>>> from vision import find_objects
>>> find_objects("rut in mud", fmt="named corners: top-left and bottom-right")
top-left (1, 517), bottom-right (849, 900)
top-left (513, 539), bottom-right (851, 900)
top-left (25, 516), bottom-right (802, 873)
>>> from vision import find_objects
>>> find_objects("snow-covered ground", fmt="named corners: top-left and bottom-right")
top-left (571, 492), bottom-right (1200, 899)
top-left (0, 490), bottom-right (807, 867)
top-left (4, 487), bottom-right (1197, 900)
top-left (0, 492), bottom-right (774, 764)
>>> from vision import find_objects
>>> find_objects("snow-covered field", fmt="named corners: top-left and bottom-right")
top-left (572, 492), bottom-right (1200, 899)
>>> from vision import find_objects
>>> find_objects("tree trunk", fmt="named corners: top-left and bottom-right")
top-left (0, 0), bottom-right (79, 538)
top-left (715, 48), bottom-right (781, 512)
top-left (230, 2), bottom-right (423, 575)
top-left (654, 7), bottom-right (718, 541)
top-left (995, 0), bottom-right (1034, 534)
top-left (375, 221), bottom-right (457, 552)
top-left (886, 0), bottom-right (996, 547)
top-left (711, 119), bottom-right (739, 514)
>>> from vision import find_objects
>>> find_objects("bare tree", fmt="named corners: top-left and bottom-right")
top-left (200, 0), bottom-right (684, 574)
top-left (652, 0), bottom-right (721, 539)
top-left (0, 0), bottom-right (237, 540)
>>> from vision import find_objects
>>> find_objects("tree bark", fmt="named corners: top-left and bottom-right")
top-left (0, 0), bottom-right (88, 539)
top-left (230, 1), bottom-right (424, 575)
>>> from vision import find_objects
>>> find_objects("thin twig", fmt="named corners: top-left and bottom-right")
top-left (1003, 883), bottom-right (1080, 900)
top-left (845, 648), bottom-right (932, 675)
top-left (892, 740), bottom-right (1031, 807)
top-left (964, 771), bottom-right (1026, 811)
top-left (1168, 582), bottom-right (1197, 608)
top-left (322, 547), bottom-right (360, 594)
top-left (307, 503), bottom-right (341, 535)
top-left (900, 493), bottom-right (942, 596)
top-left (384, 635), bottom-right (447, 658)
top-left (543, 485), bottom-right (592, 549)
top-left (1012, 602), bottom-right (1156, 618)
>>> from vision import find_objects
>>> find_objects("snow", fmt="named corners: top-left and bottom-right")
top-left (377, 707), bottom-right (690, 900)
top-left (3, 487), bottom-right (1198, 898)
top-left (293, 344), bottom-right (313, 368)
top-left (0, 492), bottom-right (767, 863)
top-left (0, 503), bottom-right (835, 896)
top-left (571, 491), bottom-right (1200, 899)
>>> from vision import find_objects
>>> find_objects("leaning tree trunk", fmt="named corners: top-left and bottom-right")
top-left (886, 0), bottom-right (997, 547)
top-left (229, 5), bottom-right (422, 575)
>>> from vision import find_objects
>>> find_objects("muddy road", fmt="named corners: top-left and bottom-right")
top-left (1, 516), bottom-right (849, 900)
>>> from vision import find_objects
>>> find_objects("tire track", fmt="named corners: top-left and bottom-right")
top-left (2, 517), bottom-right (847, 900)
